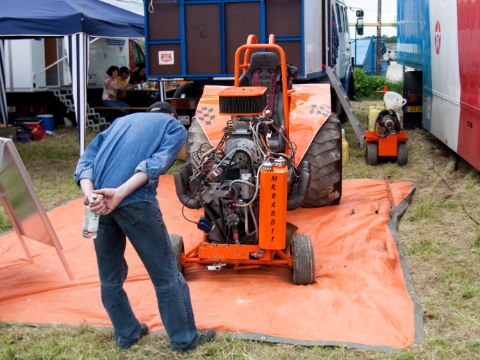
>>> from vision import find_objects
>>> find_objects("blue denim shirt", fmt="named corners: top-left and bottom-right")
top-left (74, 112), bottom-right (187, 209)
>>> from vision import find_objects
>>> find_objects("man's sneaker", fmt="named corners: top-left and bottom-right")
top-left (196, 329), bottom-right (216, 346)
top-left (140, 323), bottom-right (149, 338)
top-left (122, 323), bottom-right (148, 349)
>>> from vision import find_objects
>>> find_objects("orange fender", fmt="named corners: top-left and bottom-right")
top-left (194, 83), bottom-right (331, 166)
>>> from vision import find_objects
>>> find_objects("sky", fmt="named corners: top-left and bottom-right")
top-left (347, 0), bottom-right (397, 37)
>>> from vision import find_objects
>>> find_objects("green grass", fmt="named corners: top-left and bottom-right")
top-left (438, 201), bottom-right (459, 210)
top-left (472, 231), bottom-right (480, 248)
top-left (406, 203), bottom-right (437, 222)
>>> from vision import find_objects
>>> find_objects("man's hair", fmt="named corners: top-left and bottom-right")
top-left (147, 101), bottom-right (178, 119)
top-left (119, 67), bottom-right (130, 75)
top-left (136, 63), bottom-right (146, 71)
top-left (106, 65), bottom-right (120, 76)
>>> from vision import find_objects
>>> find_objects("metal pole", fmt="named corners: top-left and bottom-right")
top-left (376, 0), bottom-right (382, 76)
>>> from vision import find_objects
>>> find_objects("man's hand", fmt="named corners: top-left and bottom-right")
top-left (92, 188), bottom-right (125, 215)
top-left (88, 172), bottom-right (148, 216)
top-left (87, 193), bottom-right (107, 214)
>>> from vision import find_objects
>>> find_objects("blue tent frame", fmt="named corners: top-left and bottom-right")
top-left (0, 0), bottom-right (144, 154)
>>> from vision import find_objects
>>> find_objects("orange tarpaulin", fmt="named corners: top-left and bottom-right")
top-left (0, 176), bottom-right (422, 351)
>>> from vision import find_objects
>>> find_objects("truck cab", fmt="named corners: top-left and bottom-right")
top-left (145, 0), bottom-right (355, 124)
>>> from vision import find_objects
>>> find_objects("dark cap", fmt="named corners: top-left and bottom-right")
top-left (147, 101), bottom-right (178, 118)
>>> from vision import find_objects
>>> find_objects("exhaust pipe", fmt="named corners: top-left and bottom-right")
top-left (287, 161), bottom-right (311, 210)
top-left (173, 163), bottom-right (201, 209)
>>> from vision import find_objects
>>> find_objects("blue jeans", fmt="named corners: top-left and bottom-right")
top-left (93, 201), bottom-right (200, 350)
top-left (102, 99), bottom-right (130, 117)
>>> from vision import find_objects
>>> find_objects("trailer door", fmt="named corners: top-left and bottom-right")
top-left (333, 1), bottom-right (350, 79)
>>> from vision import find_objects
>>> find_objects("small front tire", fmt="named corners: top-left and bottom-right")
top-left (291, 234), bottom-right (315, 285)
top-left (397, 142), bottom-right (408, 166)
top-left (169, 234), bottom-right (185, 273)
top-left (366, 142), bottom-right (378, 166)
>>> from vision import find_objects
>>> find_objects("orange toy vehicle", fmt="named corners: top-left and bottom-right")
top-left (173, 35), bottom-right (342, 285)
top-left (365, 91), bottom-right (408, 166)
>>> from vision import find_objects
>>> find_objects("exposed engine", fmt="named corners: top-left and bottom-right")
top-left (174, 115), bottom-right (311, 246)
top-left (374, 109), bottom-right (402, 137)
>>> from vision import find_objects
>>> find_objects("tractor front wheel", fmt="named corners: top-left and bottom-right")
top-left (301, 115), bottom-right (342, 208)
top-left (366, 142), bottom-right (378, 166)
top-left (397, 142), bottom-right (408, 166)
top-left (291, 234), bottom-right (315, 285)
top-left (169, 234), bottom-right (185, 273)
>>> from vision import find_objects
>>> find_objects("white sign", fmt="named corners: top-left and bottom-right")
top-left (158, 51), bottom-right (174, 65)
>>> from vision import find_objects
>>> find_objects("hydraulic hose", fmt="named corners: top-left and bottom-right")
top-left (287, 161), bottom-right (311, 210)
top-left (173, 163), bottom-right (201, 209)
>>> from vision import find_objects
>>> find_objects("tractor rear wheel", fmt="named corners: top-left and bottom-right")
top-left (366, 142), bottom-right (378, 166)
top-left (397, 142), bottom-right (408, 166)
top-left (291, 234), bottom-right (315, 285)
top-left (301, 115), bottom-right (342, 208)
top-left (186, 118), bottom-right (213, 166)
top-left (169, 234), bottom-right (185, 273)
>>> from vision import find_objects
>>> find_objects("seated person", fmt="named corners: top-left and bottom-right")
top-left (128, 63), bottom-right (147, 85)
top-left (102, 66), bottom-right (130, 118)
top-left (115, 67), bottom-right (135, 102)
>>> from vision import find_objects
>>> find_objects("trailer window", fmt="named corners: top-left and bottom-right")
top-left (341, 6), bottom-right (349, 35)
top-left (131, 41), bottom-right (145, 67)
top-left (335, 4), bottom-right (344, 33)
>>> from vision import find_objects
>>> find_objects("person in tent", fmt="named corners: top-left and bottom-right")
top-left (128, 63), bottom-right (147, 85)
top-left (102, 65), bottom-right (130, 118)
top-left (115, 66), bottom-right (134, 103)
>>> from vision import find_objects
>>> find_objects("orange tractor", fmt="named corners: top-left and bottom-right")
top-left (365, 91), bottom-right (408, 166)
top-left (173, 35), bottom-right (342, 285)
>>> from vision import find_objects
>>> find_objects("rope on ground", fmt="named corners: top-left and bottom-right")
top-left (432, 167), bottom-right (480, 226)
top-left (384, 175), bottom-right (395, 209)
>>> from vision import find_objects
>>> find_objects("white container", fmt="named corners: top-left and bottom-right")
top-left (384, 91), bottom-right (407, 110)
top-left (83, 195), bottom-right (99, 239)
top-left (342, 128), bottom-right (349, 166)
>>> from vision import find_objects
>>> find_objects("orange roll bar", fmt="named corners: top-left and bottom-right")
top-left (235, 34), bottom-right (290, 136)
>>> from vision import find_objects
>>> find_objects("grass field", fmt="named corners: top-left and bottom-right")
top-left (1, 100), bottom-right (480, 359)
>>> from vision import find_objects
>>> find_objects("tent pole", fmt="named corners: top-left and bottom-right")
top-left (0, 40), bottom-right (8, 126)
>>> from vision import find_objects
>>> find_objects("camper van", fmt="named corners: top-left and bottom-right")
top-left (3, 37), bottom-right (145, 92)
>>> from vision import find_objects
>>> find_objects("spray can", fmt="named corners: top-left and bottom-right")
top-left (83, 194), bottom-right (99, 239)
top-left (342, 128), bottom-right (349, 166)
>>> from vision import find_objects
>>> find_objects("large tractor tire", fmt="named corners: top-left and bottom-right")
top-left (291, 234), bottom-right (315, 285)
top-left (186, 118), bottom-right (213, 166)
top-left (173, 83), bottom-right (196, 99)
top-left (300, 115), bottom-right (342, 208)
top-left (169, 234), bottom-right (185, 273)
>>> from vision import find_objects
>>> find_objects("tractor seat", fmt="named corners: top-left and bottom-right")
top-left (239, 52), bottom-right (285, 127)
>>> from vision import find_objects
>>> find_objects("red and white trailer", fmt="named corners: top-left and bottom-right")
top-left (397, 0), bottom-right (480, 171)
